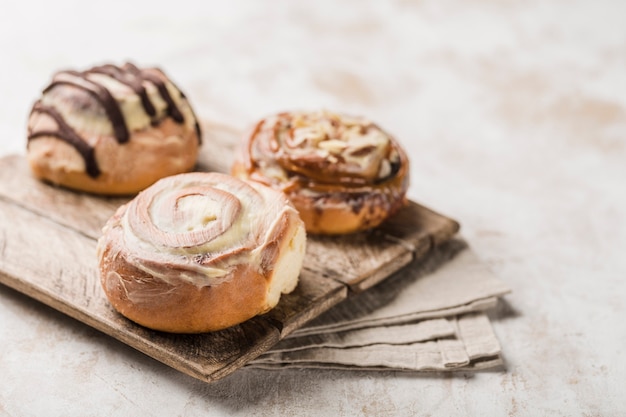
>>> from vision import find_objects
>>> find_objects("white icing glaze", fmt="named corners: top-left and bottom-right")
top-left (43, 67), bottom-right (196, 138)
top-left (109, 172), bottom-right (304, 288)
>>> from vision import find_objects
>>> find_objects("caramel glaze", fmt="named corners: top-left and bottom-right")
top-left (241, 112), bottom-right (410, 220)
top-left (27, 62), bottom-right (201, 178)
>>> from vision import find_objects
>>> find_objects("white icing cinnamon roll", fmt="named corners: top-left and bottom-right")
top-left (97, 172), bottom-right (306, 333)
top-left (27, 62), bottom-right (201, 195)
top-left (232, 110), bottom-right (410, 235)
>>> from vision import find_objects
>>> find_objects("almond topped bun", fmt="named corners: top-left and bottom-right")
top-left (97, 172), bottom-right (306, 333)
top-left (26, 62), bottom-right (201, 195)
top-left (231, 110), bottom-right (410, 235)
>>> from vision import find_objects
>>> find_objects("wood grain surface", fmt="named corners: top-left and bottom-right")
top-left (0, 123), bottom-right (459, 383)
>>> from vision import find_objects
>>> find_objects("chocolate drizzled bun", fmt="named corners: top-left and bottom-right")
top-left (97, 172), bottom-right (306, 333)
top-left (27, 62), bottom-right (201, 195)
top-left (232, 110), bottom-right (410, 235)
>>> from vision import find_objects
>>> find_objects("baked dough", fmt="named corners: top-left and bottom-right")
top-left (232, 110), bottom-right (410, 234)
top-left (97, 172), bottom-right (306, 333)
top-left (27, 62), bottom-right (201, 195)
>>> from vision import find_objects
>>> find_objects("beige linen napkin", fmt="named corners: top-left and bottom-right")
top-left (249, 313), bottom-right (504, 371)
top-left (248, 239), bottom-right (511, 371)
top-left (268, 318), bottom-right (455, 353)
top-left (291, 239), bottom-right (509, 336)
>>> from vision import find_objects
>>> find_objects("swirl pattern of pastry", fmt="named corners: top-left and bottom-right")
top-left (27, 62), bottom-right (201, 195)
top-left (97, 172), bottom-right (306, 333)
top-left (232, 110), bottom-right (410, 234)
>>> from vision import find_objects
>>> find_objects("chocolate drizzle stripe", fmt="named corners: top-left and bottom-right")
top-left (194, 120), bottom-right (202, 144)
top-left (28, 102), bottom-right (100, 178)
top-left (44, 72), bottom-right (130, 143)
top-left (91, 64), bottom-right (157, 117)
top-left (180, 90), bottom-right (202, 144)
top-left (29, 63), bottom-right (201, 180)
top-left (92, 62), bottom-right (200, 143)
top-left (139, 71), bottom-right (184, 124)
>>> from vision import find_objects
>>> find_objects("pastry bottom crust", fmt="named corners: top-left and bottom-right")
top-left (27, 118), bottom-right (199, 195)
top-left (97, 199), bottom-right (306, 333)
top-left (231, 162), bottom-right (408, 235)
top-left (288, 190), bottom-right (407, 235)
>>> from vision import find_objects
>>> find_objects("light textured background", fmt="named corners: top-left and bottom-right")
top-left (1, 0), bottom-right (625, 415)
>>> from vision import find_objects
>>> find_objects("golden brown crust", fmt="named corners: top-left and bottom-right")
top-left (97, 172), bottom-right (306, 333)
top-left (231, 110), bottom-right (410, 235)
top-left (99, 241), bottom-right (269, 333)
top-left (26, 63), bottom-right (201, 195)
top-left (28, 119), bottom-right (199, 195)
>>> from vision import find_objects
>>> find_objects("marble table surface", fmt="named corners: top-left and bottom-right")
top-left (1, 0), bottom-right (625, 415)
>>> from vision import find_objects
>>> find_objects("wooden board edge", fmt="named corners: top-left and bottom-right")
top-left (275, 284), bottom-right (349, 337)
top-left (0, 268), bottom-right (282, 384)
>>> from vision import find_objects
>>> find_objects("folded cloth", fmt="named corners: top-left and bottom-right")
top-left (291, 239), bottom-right (511, 336)
top-left (247, 238), bottom-right (511, 372)
top-left (249, 313), bottom-right (503, 371)
top-left (268, 318), bottom-right (455, 353)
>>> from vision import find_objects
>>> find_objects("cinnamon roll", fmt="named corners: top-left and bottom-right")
top-left (27, 62), bottom-right (201, 195)
top-left (97, 172), bottom-right (306, 333)
top-left (231, 110), bottom-right (410, 235)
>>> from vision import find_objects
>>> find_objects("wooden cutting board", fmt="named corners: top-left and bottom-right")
top-left (0, 122), bottom-right (459, 383)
